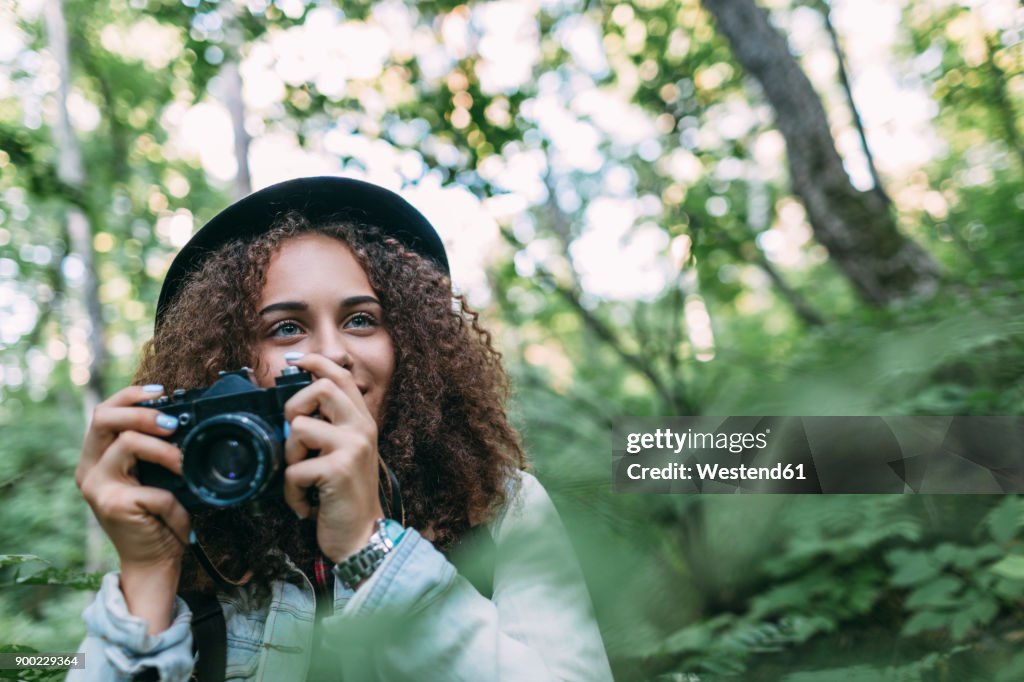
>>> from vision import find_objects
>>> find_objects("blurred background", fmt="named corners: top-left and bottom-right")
top-left (1, 0), bottom-right (1023, 679)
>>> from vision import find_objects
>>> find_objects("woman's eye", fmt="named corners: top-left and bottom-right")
top-left (270, 321), bottom-right (303, 337)
top-left (345, 312), bottom-right (377, 329)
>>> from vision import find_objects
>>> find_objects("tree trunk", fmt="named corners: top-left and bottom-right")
top-left (701, 0), bottom-right (941, 306)
top-left (222, 58), bottom-right (252, 199)
top-left (218, 2), bottom-right (252, 199)
top-left (45, 0), bottom-right (108, 573)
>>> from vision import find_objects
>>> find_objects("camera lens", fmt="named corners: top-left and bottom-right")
top-left (181, 413), bottom-right (282, 507)
top-left (208, 437), bottom-right (256, 486)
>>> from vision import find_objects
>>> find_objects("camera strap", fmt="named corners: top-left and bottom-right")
top-left (188, 531), bottom-right (253, 592)
top-left (379, 458), bottom-right (405, 524)
top-left (180, 590), bottom-right (226, 682)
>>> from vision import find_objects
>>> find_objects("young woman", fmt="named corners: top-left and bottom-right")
top-left (70, 177), bottom-right (612, 681)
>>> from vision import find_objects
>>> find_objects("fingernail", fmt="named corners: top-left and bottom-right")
top-left (143, 384), bottom-right (164, 394)
top-left (156, 414), bottom-right (179, 431)
top-left (284, 351), bottom-right (304, 362)
top-left (283, 421), bottom-right (291, 439)
top-left (295, 510), bottom-right (306, 520)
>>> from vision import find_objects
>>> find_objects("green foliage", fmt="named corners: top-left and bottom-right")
top-left (0, 556), bottom-right (97, 670)
top-left (603, 494), bottom-right (1024, 679)
top-left (775, 644), bottom-right (972, 682)
top-left (0, 555), bottom-right (102, 611)
top-left (2, 0), bottom-right (1023, 679)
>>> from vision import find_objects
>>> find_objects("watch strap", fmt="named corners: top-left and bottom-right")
top-left (334, 518), bottom-right (404, 589)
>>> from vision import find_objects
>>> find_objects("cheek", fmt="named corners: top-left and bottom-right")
top-left (376, 339), bottom-right (396, 389)
top-left (367, 339), bottom-right (396, 416)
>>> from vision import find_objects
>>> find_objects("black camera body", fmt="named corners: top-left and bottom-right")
top-left (136, 367), bottom-right (313, 512)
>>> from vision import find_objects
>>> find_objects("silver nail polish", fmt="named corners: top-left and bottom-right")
top-left (143, 384), bottom-right (164, 394)
top-left (156, 414), bottom-right (179, 430)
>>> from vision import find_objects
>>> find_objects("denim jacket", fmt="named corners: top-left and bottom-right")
top-left (68, 472), bottom-right (613, 681)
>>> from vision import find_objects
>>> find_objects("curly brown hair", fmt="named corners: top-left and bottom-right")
top-left (135, 213), bottom-right (526, 594)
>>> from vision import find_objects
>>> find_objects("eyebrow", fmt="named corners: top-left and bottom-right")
top-left (258, 295), bottom-right (381, 316)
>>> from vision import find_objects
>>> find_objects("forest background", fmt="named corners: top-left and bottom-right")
top-left (1, 0), bottom-right (1023, 679)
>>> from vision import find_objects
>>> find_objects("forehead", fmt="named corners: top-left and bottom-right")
top-left (260, 234), bottom-right (375, 298)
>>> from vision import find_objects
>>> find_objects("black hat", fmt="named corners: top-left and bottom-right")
top-left (156, 176), bottom-right (449, 327)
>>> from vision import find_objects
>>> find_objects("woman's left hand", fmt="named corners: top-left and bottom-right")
top-left (281, 353), bottom-right (384, 563)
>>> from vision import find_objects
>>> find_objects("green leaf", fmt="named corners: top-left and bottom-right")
top-left (699, 655), bottom-right (747, 677)
top-left (781, 615), bottom-right (835, 643)
top-left (0, 644), bottom-right (38, 654)
top-left (987, 497), bottom-right (1024, 545)
top-left (992, 574), bottom-right (1024, 601)
top-left (657, 622), bottom-right (713, 656)
top-left (902, 610), bottom-right (949, 637)
top-left (932, 542), bottom-right (1001, 569)
top-left (905, 575), bottom-right (964, 610)
top-left (887, 549), bottom-right (942, 587)
top-left (14, 567), bottom-right (102, 591)
top-left (0, 555), bottom-right (48, 568)
top-left (990, 554), bottom-right (1024, 581)
top-left (949, 596), bottom-right (999, 640)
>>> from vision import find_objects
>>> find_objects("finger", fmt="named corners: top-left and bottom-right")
top-left (284, 415), bottom-right (350, 465)
top-left (284, 354), bottom-right (370, 421)
top-left (284, 420), bottom-right (377, 492)
top-left (81, 385), bottom-right (179, 472)
top-left (87, 405), bottom-right (181, 443)
top-left (284, 378), bottom-right (368, 431)
top-left (79, 386), bottom-right (180, 488)
top-left (291, 353), bottom-right (365, 405)
top-left (88, 384), bottom-right (171, 435)
top-left (89, 481), bottom-right (187, 533)
top-left (95, 430), bottom-right (183, 480)
top-left (284, 415), bottom-right (377, 466)
top-left (282, 457), bottom-right (320, 520)
top-left (131, 485), bottom-right (192, 545)
top-left (283, 453), bottom-right (381, 523)
top-left (106, 383), bottom-right (169, 409)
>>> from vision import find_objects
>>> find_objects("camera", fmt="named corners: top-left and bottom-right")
top-left (136, 367), bottom-right (313, 512)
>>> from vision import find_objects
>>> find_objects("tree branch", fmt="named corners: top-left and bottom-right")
top-left (753, 250), bottom-right (826, 327)
top-left (537, 172), bottom-right (697, 413)
top-left (499, 225), bottom-right (695, 414)
top-left (818, 0), bottom-right (891, 205)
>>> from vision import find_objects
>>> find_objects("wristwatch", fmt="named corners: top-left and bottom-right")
top-left (333, 518), bottom-right (405, 589)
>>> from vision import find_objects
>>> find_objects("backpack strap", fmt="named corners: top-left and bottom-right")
top-left (180, 591), bottom-right (226, 682)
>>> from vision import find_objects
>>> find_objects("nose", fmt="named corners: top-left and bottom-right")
top-left (312, 325), bottom-right (354, 370)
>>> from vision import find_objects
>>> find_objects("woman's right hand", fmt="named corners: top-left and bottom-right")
top-left (76, 384), bottom-right (190, 633)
